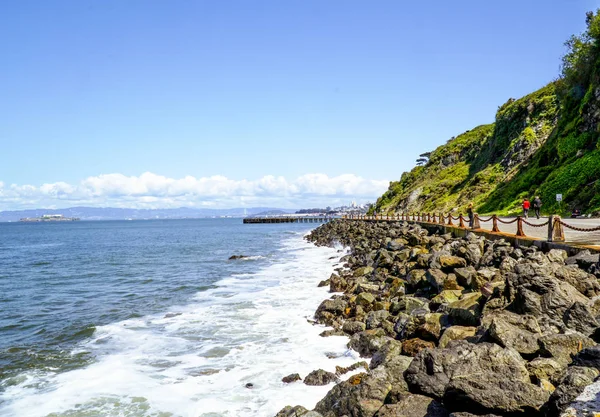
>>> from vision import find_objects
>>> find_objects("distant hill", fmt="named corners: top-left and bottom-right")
top-left (0, 207), bottom-right (297, 222)
top-left (251, 210), bottom-right (291, 217)
top-left (373, 10), bottom-right (600, 217)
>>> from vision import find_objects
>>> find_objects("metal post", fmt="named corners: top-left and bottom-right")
top-left (516, 216), bottom-right (525, 236)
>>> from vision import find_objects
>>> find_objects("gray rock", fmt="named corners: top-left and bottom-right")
top-left (563, 301), bottom-right (599, 335)
top-left (348, 329), bottom-right (390, 357)
top-left (483, 310), bottom-right (541, 356)
top-left (545, 366), bottom-right (600, 416)
top-left (554, 265), bottom-right (600, 298)
top-left (303, 369), bottom-right (338, 386)
top-left (572, 345), bottom-right (600, 369)
top-left (314, 371), bottom-right (391, 417)
top-left (566, 250), bottom-right (599, 270)
top-left (426, 268), bottom-right (448, 293)
top-left (438, 326), bottom-right (477, 348)
top-left (282, 373), bottom-right (302, 383)
top-left (366, 310), bottom-right (390, 330)
top-left (447, 292), bottom-right (483, 326)
top-left (547, 249), bottom-right (568, 263)
top-left (343, 320), bottom-right (367, 335)
top-left (527, 358), bottom-right (566, 385)
top-left (370, 339), bottom-right (403, 369)
top-left (405, 341), bottom-right (550, 414)
top-left (454, 266), bottom-right (477, 288)
top-left (375, 393), bottom-right (449, 417)
top-left (275, 405), bottom-right (315, 417)
top-left (539, 332), bottom-right (596, 367)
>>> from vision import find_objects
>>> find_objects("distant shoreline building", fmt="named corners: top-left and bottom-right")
top-left (20, 214), bottom-right (80, 222)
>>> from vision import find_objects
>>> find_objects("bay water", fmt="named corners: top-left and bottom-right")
top-left (0, 219), bottom-right (359, 416)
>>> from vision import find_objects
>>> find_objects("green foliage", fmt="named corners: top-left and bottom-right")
top-left (522, 127), bottom-right (536, 143)
top-left (561, 10), bottom-right (600, 99)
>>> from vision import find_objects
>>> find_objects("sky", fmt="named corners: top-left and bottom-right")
top-left (0, 0), bottom-right (596, 210)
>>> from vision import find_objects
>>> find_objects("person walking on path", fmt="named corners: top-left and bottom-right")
top-left (532, 196), bottom-right (542, 219)
top-left (522, 198), bottom-right (531, 219)
top-left (467, 203), bottom-right (475, 228)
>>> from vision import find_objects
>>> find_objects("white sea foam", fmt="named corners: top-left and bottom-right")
top-left (1, 234), bottom-right (358, 417)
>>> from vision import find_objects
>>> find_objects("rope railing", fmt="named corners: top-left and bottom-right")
top-left (341, 211), bottom-right (600, 244)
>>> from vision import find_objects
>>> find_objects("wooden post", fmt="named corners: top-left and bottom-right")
top-left (492, 215), bottom-right (500, 232)
top-left (447, 214), bottom-right (453, 225)
top-left (473, 214), bottom-right (481, 229)
top-left (516, 216), bottom-right (525, 236)
top-left (417, 213), bottom-right (421, 221)
top-left (439, 212), bottom-right (444, 224)
top-left (547, 215), bottom-right (554, 241)
top-left (459, 215), bottom-right (465, 228)
top-left (553, 216), bottom-right (565, 242)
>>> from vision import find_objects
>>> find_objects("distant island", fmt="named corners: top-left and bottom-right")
top-left (20, 214), bottom-right (80, 222)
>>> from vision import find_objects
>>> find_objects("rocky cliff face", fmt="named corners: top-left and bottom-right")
top-left (374, 11), bottom-right (600, 216)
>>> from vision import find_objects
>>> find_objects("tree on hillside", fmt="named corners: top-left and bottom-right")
top-left (561, 9), bottom-right (600, 99)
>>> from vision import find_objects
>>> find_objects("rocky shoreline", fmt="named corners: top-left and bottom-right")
top-left (276, 220), bottom-right (600, 417)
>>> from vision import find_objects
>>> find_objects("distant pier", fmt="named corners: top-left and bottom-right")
top-left (243, 216), bottom-right (335, 224)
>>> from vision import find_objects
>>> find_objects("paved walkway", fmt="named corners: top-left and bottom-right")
top-left (477, 217), bottom-right (600, 245)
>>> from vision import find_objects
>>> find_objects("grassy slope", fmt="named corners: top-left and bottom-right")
top-left (374, 79), bottom-right (600, 216)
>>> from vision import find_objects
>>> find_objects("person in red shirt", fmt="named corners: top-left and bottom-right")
top-left (522, 199), bottom-right (531, 218)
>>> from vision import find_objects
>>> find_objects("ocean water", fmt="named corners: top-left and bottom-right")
top-left (0, 219), bottom-right (359, 417)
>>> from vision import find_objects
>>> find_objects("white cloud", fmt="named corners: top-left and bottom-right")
top-left (0, 172), bottom-right (389, 210)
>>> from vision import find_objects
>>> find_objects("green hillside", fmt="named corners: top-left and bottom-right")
top-left (374, 10), bottom-right (600, 217)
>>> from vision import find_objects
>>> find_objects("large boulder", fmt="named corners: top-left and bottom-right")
top-left (315, 298), bottom-right (348, 324)
top-left (448, 292), bottom-right (483, 326)
top-left (304, 369), bottom-right (338, 386)
top-left (343, 320), bottom-right (367, 335)
top-left (554, 265), bottom-right (600, 298)
top-left (405, 341), bottom-right (550, 414)
top-left (349, 330), bottom-right (390, 357)
top-left (439, 255), bottom-right (468, 271)
top-left (375, 393), bottom-right (449, 417)
top-left (438, 326), bottom-right (477, 348)
top-left (275, 406), bottom-right (324, 417)
top-left (563, 301), bottom-right (599, 335)
top-left (356, 292), bottom-right (376, 310)
top-left (401, 338), bottom-right (435, 357)
top-left (571, 345), bottom-right (600, 369)
top-left (483, 310), bottom-right (541, 356)
top-left (426, 269), bottom-right (448, 293)
top-left (314, 370), bottom-right (391, 417)
top-left (545, 366), bottom-right (600, 416)
top-left (370, 339), bottom-right (404, 370)
top-left (415, 313), bottom-right (445, 342)
top-left (539, 332), bottom-right (596, 367)
top-left (454, 267), bottom-right (477, 288)
top-left (366, 310), bottom-right (390, 330)
top-left (527, 358), bottom-right (566, 385)
top-left (329, 273), bottom-right (348, 293)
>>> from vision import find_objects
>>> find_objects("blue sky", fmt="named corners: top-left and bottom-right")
top-left (0, 0), bottom-right (595, 209)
